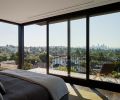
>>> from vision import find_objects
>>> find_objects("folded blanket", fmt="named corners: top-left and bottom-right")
top-left (1, 69), bottom-right (68, 100)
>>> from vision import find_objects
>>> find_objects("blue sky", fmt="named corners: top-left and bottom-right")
top-left (0, 22), bottom-right (18, 46)
top-left (0, 12), bottom-right (120, 48)
top-left (90, 12), bottom-right (120, 48)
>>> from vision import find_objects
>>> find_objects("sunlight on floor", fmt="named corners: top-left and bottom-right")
top-left (78, 89), bottom-right (102, 100)
top-left (66, 83), bottom-right (102, 100)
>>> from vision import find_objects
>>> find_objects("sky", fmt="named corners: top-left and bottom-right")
top-left (0, 12), bottom-right (120, 48)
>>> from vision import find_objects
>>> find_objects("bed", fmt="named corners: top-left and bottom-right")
top-left (0, 69), bottom-right (69, 100)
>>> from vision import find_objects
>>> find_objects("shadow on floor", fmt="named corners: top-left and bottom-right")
top-left (68, 83), bottom-right (120, 100)
top-left (69, 84), bottom-right (91, 100)
top-left (90, 88), bottom-right (109, 100)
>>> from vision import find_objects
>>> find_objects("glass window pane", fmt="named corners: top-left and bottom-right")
top-left (49, 21), bottom-right (67, 76)
top-left (70, 18), bottom-right (86, 79)
top-left (24, 24), bottom-right (46, 71)
top-left (0, 22), bottom-right (18, 70)
top-left (90, 12), bottom-right (120, 84)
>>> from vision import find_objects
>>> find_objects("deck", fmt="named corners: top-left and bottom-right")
top-left (29, 68), bottom-right (120, 84)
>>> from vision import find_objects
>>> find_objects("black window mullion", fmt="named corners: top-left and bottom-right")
top-left (86, 15), bottom-right (90, 80)
top-left (18, 25), bottom-right (24, 69)
top-left (46, 21), bottom-right (49, 74)
top-left (67, 19), bottom-right (71, 76)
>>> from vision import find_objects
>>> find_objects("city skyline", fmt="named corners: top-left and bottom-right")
top-left (0, 44), bottom-right (119, 50)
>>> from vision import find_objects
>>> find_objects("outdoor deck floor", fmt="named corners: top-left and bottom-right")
top-left (29, 67), bottom-right (120, 84)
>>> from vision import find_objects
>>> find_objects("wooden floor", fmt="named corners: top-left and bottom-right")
top-left (67, 83), bottom-right (120, 100)
top-left (28, 68), bottom-right (120, 100)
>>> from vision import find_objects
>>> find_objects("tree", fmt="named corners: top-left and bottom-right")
top-left (0, 55), bottom-right (7, 62)
top-left (39, 53), bottom-right (47, 63)
top-left (9, 52), bottom-right (18, 64)
top-left (75, 49), bottom-right (81, 57)
top-left (98, 52), bottom-right (105, 61)
top-left (25, 54), bottom-right (39, 65)
top-left (10, 53), bottom-right (16, 60)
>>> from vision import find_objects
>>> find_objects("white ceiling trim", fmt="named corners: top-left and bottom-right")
top-left (22, 0), bottom-right (119, 23)
top-left (0, 0), bottom-right (119, 24)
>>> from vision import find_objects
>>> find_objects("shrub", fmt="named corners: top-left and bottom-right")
top-left (22, 62), bottom-right (32, 70)
top-left (112, 71), bottom-right (120, 78)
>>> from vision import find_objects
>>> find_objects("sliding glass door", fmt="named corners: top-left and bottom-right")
top-left (89, 12), bottom-right (120, 84)
top-left (49, 21), bottom-right (68, 76)
top-left (70, 18), bottom-right (86, 79)
top-left (24, 24), bottom-right (46, 71)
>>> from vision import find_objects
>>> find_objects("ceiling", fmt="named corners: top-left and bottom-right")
top-left (0, 0), bottom-right (119, 24)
